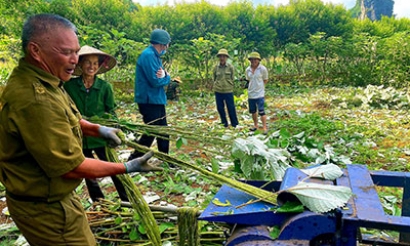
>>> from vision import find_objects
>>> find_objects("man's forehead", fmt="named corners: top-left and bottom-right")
top-left (47, 28), bottom-right (79, 47)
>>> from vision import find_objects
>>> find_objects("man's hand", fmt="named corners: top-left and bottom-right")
top-left (124, 151), bottom-right (163, 173)
top-left (157, 68), bottom-right (166, 78)
top-left (98, 126), bottom-right (121, 147)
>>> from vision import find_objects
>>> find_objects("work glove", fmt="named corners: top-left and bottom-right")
top-left (124, 151), bottom-right (163, 173)
top-left (98, 126), bottom-right (122, 147)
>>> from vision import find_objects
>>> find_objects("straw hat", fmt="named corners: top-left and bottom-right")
top-left (248, 51), bottom-right (261, 60)
top-left (73, 45), bottom-right (117, 76)
top-left (216, 49), bottom-right (230, 58)
top-left (172, 76), bottom-right (183, 83)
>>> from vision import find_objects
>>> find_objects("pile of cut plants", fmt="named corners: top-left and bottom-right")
top-left (1, 84), bottom-right (409, 245)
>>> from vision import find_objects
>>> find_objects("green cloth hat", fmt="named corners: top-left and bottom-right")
top-left (248, 51), bottom-right (261, 60)
top-left (150, 29), bottom-right (171, 45)
top-left (217, 49), bottom-right (230, 58)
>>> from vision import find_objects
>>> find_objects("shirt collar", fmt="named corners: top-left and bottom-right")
top-left (75, 76), bottom-right (103, 90)
top-left (248, 64), bottom-right (261, 71)
top-left (19, 58), bottom-right (62, 88)
top-left (149, 45), bottom-right (161, 57)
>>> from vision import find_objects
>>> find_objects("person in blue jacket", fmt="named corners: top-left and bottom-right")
top-left (128, 29), bottom-right (171, 161)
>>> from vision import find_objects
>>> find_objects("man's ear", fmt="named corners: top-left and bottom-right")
top-left (27, 42), bottom-right (42, 62)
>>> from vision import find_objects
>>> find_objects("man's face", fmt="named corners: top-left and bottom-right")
top-left (80, 55), bottom-right (99, 77)
top-left (33, 27), bottom-right (80, 81)
top-left (250, 58), bottom-right (260, 67)
top-left (161, 43), bottom-right (169, 53)
top-left (219, 55), bottom-right (228, 64)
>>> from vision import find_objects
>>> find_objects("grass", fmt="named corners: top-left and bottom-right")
top-left (112, 82), bottom-right (410, 179)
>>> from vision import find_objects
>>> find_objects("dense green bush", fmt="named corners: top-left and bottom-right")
top-left (0, 0), bottom-right (409, 89)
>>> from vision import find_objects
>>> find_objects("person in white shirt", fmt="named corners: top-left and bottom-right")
top-left (245, 52), bottom-right (269, 134)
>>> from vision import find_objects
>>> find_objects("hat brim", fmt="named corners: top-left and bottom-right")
top-left (217, 53), bottom-right (230, 58)
top-left (173, 78), bottom-right (183, 83)
top-left (73, 45), bottom-right (117, 76)
top-left (248, 57), bottom-right (261, 61)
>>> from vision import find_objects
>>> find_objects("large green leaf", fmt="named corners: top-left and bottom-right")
top-left (232, 136), bottom-right (291, 180)
top-left (285, 182), bottom-right (353, 213)
top-left (301, 164), bottom-right (344, 180)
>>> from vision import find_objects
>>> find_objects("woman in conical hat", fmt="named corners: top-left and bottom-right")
top-left (166, 76), bottom-right (183, 101)
top-left (64, 45), bottom-right (129, 202)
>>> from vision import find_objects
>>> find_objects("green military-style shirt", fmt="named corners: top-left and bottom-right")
top-left (64, 76), bottom-right (116, 149)
top-left (0, 59), bottom-right (85, 202)
top-left (213, 63), bottom-right (235, 93)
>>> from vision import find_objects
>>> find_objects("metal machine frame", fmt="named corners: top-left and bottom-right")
top-left (199, 164), bottom-right (410, 245)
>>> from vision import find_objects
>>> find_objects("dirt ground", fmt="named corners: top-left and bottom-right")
top-left (0, 198), bottom-right (11, 224)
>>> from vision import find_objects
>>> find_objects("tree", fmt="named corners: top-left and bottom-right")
top-left (48, 0), bottom-right (78, 21)
top-left (0, 0), bottom-right (49, 36)
top-left (283, 42), bottom-right (309, 75)
top-left (272, 0), bottom-right (353, 47)
top-left (130, 1), bottom-right (225, 45)
top-left (70, 0), bottom-right (137, 32)
top-left (307, 32), bottom-right (343, 80)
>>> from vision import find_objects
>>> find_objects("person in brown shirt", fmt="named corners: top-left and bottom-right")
top-left (212, 49), bottom-right (239, 128)
top-left (0, 14), bottom-right (160, 246)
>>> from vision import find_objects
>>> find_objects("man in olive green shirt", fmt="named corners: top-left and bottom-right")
top-left (213, 49), bottom-right (239, 128)
top-left (0, 14), bottom-right (160, 246)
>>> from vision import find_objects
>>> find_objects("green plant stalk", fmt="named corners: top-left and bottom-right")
top-left (178, 207), bottom-right (200, 246)
top-left (119, 133), bottom-right (278, 205)
top-left (89, 117), bottom-right (228, 147)
top-left (106, 148), bottom-right (162, 246)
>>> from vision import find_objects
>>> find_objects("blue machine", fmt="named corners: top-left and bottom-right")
top-left (199, 164), bottom-right (410, 245)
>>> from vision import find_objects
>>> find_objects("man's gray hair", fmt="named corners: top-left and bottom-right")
top-left (22, 14), bottom-right (77, 54)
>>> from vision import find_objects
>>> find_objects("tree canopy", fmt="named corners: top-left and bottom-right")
top-left (1, 0), bottom-right (409, 88)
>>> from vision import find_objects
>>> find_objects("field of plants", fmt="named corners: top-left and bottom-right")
top-left (1, 0), bottom-right (410, 245)
top-left (1, 82), bottom-right (409, 245)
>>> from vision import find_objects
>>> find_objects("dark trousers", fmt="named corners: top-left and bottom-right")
top-left (215, 92), bottom-right (239, 127)
top-left (128, 104), bottom-right (169, 160)
top-left (83, 148), bottom-right (128, 202)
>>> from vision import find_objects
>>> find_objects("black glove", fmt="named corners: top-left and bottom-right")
top-left (124, 151), bottom-right (163, 173)
top-left (98, 126), bottom-right (121, 147)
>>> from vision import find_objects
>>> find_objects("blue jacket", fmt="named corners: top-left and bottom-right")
top-left (134, 45), bottom-right (170, 105)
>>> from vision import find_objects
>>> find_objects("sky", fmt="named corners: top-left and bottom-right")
top-left (135, 0), bottom-right (410, 18)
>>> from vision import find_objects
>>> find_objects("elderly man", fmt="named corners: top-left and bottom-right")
top-left (0, 14), bottom-right (160, 245)
top-left (128, 29), bottom-right (171, 161)
top-left (213, 49), bottom-right (239, 128)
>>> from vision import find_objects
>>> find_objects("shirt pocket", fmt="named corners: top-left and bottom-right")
top-left (67, 102), bottom-right (83, 145)
top-left (216, 71), bottom-right (223, 79)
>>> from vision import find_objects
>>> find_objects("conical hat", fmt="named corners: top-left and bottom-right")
top-left (73, 45), bottom-right (117, 76)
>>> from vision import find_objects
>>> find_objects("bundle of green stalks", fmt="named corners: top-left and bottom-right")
top-left (106, 148), bottom-right (162, 246)
top-left (88, 116), bottom-right (229, 150)
top-left (87, 199), bottom-right (226, 245)
top-left (119, 133), bottom-right (278, 206)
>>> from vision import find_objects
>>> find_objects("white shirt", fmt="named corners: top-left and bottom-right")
top-left (246, 64), bottom-right (268, 99)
